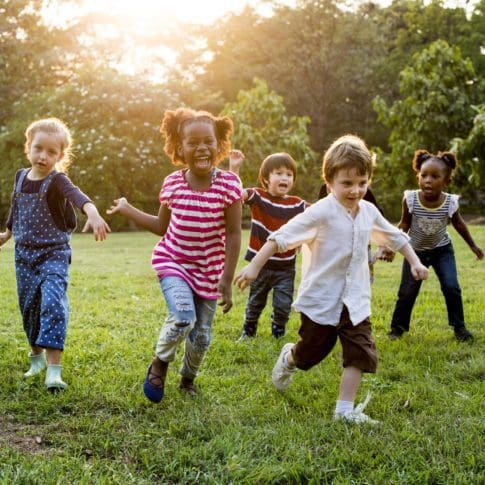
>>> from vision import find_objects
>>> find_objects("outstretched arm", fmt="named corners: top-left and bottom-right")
top-left (451, 211), bottom-right (483, 260)
top-left (234, 240), bottom-right (278, 291)
top-left (399, 243), bottom-right (429, 280)
top-left (82, 202), bottom-right (111, 241)
top-left (218, 201), bottom-right (242, 313)
top-left (398, 196), bottom-right (412, 233)
top-left (376, 196), bottom-right (411, 263)
top-left (107, 197), bottom-right (170, 236)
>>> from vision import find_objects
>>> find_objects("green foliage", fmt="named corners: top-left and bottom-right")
top-left (221, 79), bottom-right (318, 198)
top-left (372, 40), bottom-right (481, 217)
top-left (0, 0), bottom-right (80, 126)
top-left (450, 104), bottom-right (485, 194)
top-left (0, 65), bottom-right (173, 229)
top-left (0, 229), bottom-right (484, 482)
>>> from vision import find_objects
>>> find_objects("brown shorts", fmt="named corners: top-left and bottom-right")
top-left (291, 306), bottom-right (377, 373)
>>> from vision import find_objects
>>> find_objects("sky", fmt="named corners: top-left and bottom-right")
top-left (41, 0), bottom-right (476, 78)
top-left (43, 0), bottom-right (295, 26)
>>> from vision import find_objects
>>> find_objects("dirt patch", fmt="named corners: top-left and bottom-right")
top-left (0, 416), bottom-right (51, 455)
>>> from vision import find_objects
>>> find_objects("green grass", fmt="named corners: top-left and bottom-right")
top-left (0, 229), bottom-right (484, 484)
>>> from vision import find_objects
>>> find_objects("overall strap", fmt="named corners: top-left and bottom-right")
top-left (15, 169), bottom-right (30, 193)
top-left (38, 171), bottom-right (58, 198)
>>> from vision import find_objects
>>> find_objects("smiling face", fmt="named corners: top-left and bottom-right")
top-left (27, 131), bottom-right (64, 179)
top-left (417, 158), bottom-right (450, 202)
top-left (327, 167), bottom-right (369, 213)
top-left (178, 120), bottom-right (219, 178)
top-left (265, 166), bottom-right (295, 197)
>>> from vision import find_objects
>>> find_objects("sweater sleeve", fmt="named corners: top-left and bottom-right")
top-left (51, 173), bottom-right (92, 212)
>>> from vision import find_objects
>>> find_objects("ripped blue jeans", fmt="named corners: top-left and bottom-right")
top-left (156, 276), bottom-right (217, 380)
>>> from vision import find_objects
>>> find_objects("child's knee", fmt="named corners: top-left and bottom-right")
top-left (190, 329), bottom-right (211, 352)
top-left (160, 315), bottom-right (194, 343)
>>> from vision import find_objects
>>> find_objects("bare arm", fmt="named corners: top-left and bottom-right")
top-left (451, 211), bottom-right (484, 260)
top-left (217, 200), bottom-right (242, 313)
top-left (107, 197), bottom-right (169, 236)
top-left (398, 196), bottom-right (412, 233)
top-left (82, 202), bottom-right (111, 241)
top-left (228, 150), bottom-right (248, 201)
top-left (399, 243), bottom-right (429, 280)
top-left (234, 239), bottom-right (279, 290)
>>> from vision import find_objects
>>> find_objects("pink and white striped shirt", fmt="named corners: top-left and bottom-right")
top-left (151, 168), bottom-right (243, 299)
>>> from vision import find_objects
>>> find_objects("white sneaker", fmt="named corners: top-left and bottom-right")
top-left (272, 343), bottom-right (296, 391)
top-left (334, 393), bottom-right (379, 425)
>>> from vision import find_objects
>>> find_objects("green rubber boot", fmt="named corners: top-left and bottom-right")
top-left (45, 364), bottom-right (67, 390)
top-left (24, 351), bottom-right (47, 378)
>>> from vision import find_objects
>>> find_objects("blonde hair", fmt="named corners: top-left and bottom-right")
top-left (322, 134), bottom-right (375, 183)
top-left (160, 108), bottom-right (233, 166)
top-left (24, 118), bottom-right (73, 173)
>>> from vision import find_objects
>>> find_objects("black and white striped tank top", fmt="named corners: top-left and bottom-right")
top-left (405, 190), bottom-right (459, 251)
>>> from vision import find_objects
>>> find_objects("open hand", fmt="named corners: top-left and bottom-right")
top-left (82, 216), bottom-right (110, 241)
top-left (106, 197), bottom-right (129, 216)
top-left (228, 150), bottom-right (245, 173)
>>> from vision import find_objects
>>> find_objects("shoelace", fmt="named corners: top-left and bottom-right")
top-left (353, 392), bottom-right (372, 415)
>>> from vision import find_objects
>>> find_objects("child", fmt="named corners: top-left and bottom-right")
top-left (107, 108), bottom-right (242, 403)
top-left (229, 150), bottom-right (308, 339)
top-left (235, 135), bottom-right (429, 424)
top-left (389, 150), bottom-right (483, 341)
top-left (318, 184), bottom-right (395, 281)
top-left (0, 118), bottom-right (110, 390)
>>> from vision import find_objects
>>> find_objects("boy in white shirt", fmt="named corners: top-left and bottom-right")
top-left (235, 135), bottom-right (429, 424)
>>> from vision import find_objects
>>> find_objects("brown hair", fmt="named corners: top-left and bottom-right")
top-left (160, 108), bottom-right (233, 166)
top-left (24, 118), bottom-right (73, 173)
top-left (258, 153), bottom-right (297, 189)
top-left (322, 134), bottom-right (374, 183)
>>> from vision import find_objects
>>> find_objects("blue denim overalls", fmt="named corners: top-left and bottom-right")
top-left (12, 169), bottom-right (72, 350)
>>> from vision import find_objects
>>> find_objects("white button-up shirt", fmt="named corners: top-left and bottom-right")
top-left (268, 194), bottom-right (409, 326)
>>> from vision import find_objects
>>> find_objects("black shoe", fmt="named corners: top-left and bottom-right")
top-left (178, 377), bottom-right (197, 398)
top-left (454, 327), bottom-right (474, 342)
top-left (237, 330), bottom-right (255, 342)
top-left (388, 327), bottom-right (404, 340)
top-left (271, 324), bottom-right (285, 338)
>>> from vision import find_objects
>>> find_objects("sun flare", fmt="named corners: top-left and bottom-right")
top-left (81, 0), bottom-right (261, 24)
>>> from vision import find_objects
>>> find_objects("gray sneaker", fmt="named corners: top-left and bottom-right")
top-left (272, 343), bottom-right (296, 391)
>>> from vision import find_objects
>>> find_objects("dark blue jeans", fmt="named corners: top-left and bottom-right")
top-left (390, 243), bottom-right (465, 332)
top-left (243, 266), bottom-right (295, 337)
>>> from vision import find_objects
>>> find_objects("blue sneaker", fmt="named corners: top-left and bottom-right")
top-left (143, 361), bottom-right (168, 403)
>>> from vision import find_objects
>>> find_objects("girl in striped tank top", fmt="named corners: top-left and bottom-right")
top-left (108, 108), bottom-right (243, 402)
top-left (389, 150), bottom-right (483, 341)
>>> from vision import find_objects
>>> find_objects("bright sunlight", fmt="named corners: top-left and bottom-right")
top-left (96, 0), bottom-right (265, 24)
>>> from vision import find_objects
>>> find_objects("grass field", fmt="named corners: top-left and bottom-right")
top-left (0, 228), bottom-right (483, 484)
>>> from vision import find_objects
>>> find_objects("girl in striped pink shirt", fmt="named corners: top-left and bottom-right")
top-left (108, 108), bottom-right (243, 402)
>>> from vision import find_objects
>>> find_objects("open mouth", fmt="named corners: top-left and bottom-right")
top-left (194, 157), bottom-right (211, 168)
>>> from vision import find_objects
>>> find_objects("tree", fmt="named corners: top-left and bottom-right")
top-left (0, 64), bottom-right (173, 229)
top-left (220, 79), bottom-right (318, 199)
top-left (0, 0), bottom-right (80, 127)
top-left (372, 40), bottom-right (481, 217)
top-left (450, 104), bottom-right (485, 210)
